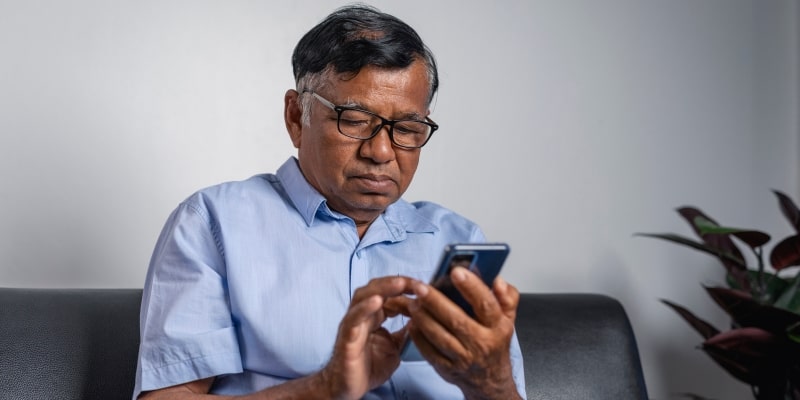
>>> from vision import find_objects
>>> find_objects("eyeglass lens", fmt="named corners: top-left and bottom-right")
top-left (337, 109), bottom-right (431, 148)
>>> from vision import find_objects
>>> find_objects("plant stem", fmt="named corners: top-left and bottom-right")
top-left (753, 246), bottom-right (767, 303)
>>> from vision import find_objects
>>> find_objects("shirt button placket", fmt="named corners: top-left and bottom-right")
top-left (350, 248), bottom-right (369, 298)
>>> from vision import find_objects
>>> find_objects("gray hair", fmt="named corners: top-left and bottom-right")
top-left (295, 61), bottom-right (437, 127)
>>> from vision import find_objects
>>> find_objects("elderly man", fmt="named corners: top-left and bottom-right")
top-left (133, 5), bottom-right (525, 400)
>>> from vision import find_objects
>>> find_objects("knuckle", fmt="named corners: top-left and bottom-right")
top-left (451, 316), bottom-right (471, 336)
top-left (476, 297), bottom-right (494, 315)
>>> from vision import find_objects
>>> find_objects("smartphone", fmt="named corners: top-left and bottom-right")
top-left (401, 243), bottom-right (510, 361)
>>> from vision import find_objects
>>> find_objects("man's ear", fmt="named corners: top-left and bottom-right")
top-left (284, 89), bottom-right (303, 149)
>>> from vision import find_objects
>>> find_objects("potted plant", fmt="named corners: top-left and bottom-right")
top-left (637, 190), bottom-right (800, 400)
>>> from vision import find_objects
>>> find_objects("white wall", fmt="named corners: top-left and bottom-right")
top-left (1, 1), bottom-right (797, 399)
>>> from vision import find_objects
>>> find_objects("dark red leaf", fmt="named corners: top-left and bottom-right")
top-left (731, 232), bottom-right (771, 249)
top-left (770, 235), bottom-right (800, 271)
top-left (678, 207), bottom-right (749, 291)
top-left (675, 394), bottom-right (718, 400)
top-left (635, 233), bottom-right (747, 267)
top-left (704, 287), bottom-right (800, 334)
top-left (703, 345), bottom-right (757, 385)
top-left (661, 299), bottom-right (720, 339)
top-left (702, 328), bottom-right (791, 386)
top-left (774, 190), bottom-right (800, 232)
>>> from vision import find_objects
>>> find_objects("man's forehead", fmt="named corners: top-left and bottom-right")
top-left (325, 64), bottom-right (430, 97)
top-left (335, 95), bottom-right (427, 120)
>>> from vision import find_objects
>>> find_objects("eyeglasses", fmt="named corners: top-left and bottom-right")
top-left (304, 91), bottom-right (438, 149)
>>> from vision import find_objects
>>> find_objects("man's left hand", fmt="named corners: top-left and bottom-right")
top-left (406, 267), bottom-right (522, 400)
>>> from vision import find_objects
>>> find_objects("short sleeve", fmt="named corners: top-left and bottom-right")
top-left (133, 199), bottom-right (243, 398)
top-left (510, 330), bottom-right (527, 398)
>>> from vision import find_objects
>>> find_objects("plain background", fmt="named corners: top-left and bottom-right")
top-left (1, 1), bottom-right (798, 398)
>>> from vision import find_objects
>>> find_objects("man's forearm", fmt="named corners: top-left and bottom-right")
top-left (139, 372), bottom-right (335, 400)
top-left (461, 376), bottom-right (523, 400)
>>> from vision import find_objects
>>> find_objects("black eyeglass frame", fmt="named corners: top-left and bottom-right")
top-left (303, 90), bottom-right (439, 149)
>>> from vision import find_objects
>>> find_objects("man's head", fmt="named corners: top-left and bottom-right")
top-left (284, 5), bottom-right (439, 232)
top-left (292, 5), bottom-right (438, 110)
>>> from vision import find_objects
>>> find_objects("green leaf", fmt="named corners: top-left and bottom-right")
top-left (774, 273), bottom-right (800, 314)
top-left (693, 216), bottom-right (771, 249)
top-left (726, 270), bottom-right (791, 303)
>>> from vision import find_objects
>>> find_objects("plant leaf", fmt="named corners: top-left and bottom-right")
top-left (661, 299), bottom-right (720, 339)
top-left (774, 273), bottom-right (800, 314)
top-left (789, 322), bottom-right (800, 344)
top-left (769, 234), bottom-right (800, 271)
top-left (693, 216), bottom-right (771, 249)
top-left (677, 207), bottom-right (749, 291)
top-left (675, 394), bottom-right (719, 400)
top-left (704, 286), bottom-right (800, 333)
top-left (634, 233), bottom-right (747, 268)
top-left (727, 270), bottom-right (791, 304)
top-left (774, 190), bottom-right (800, 232)
top-left (701, 327), bottom-right (791, 386)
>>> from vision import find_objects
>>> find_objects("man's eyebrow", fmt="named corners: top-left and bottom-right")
top-left (339, 97), bottom-right (363, 109)
top-left (341, 97), bottom-right (427, 121)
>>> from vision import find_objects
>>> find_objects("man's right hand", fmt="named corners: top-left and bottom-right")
top-left (319, 276), bottom-right (416, 399)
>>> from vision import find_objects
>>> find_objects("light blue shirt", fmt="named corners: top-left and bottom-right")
top-left (133, 157), bottom-right (526, 399)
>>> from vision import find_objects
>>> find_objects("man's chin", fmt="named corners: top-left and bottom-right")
top-left (355, 193), bottom-right (397, 211)
top-left (336, 193), bottom-right (398, 217)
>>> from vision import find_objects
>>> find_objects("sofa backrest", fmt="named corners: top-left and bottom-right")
top-left (0, 288), bottom-right (141, 400)
top-left (516, 293), bottom-right (649, 399)
top-left (0, 288), bottom-right (648, 399)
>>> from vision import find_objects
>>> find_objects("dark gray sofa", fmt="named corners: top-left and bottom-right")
top-left (0, 288), bottom-right (648, 399)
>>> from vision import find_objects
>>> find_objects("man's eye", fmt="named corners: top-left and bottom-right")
top-left (394, 122), bottom-right (425, 135)
top-left (340, 118), bottom-right (369, 127)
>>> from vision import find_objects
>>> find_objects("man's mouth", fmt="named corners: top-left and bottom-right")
top-left (351, 174), bottom-right (396, 193)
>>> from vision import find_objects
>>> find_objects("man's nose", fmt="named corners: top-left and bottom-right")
top-left (359, 124), bottom-right (396, 163)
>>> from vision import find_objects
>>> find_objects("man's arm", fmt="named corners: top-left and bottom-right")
top-left (407, 267), bottom-right (523, 400)
top-left (139, 276), bottom-right (415, 400)
top-left (138, 375), bottom-right (329, 400)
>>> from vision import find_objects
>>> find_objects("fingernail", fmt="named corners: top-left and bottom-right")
top-left (409, 299), bottom-right (420, 312)
top-left (452, 267), bottom-right (467, 282)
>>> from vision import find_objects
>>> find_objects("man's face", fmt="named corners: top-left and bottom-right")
top-left (286, 61), bottom-right (431, 227)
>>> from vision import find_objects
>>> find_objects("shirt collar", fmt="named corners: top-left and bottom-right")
top-left (276, 157), bottom-right (438, 236)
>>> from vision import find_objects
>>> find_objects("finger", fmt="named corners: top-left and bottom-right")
top-left (351, 276), bottom-right (416, 305)
top-left (492, 276), bottom-right (519, 320)
top-left (408, 297), bottom-right (469, 362)
top-left (370, 327), bottom-right (400, 357)
top-left (412, 280), bottom-right (475, 339)
top-left (383, 295), bottom-right (413, 318)
top-left (449, 267), bottom-right (503, 326)
top-left (407, 317), bottom-right (455, 368)
top-left (389, 324), bottom-right (409, 347)
top-left (339, 294), bottom-right (383, 344)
